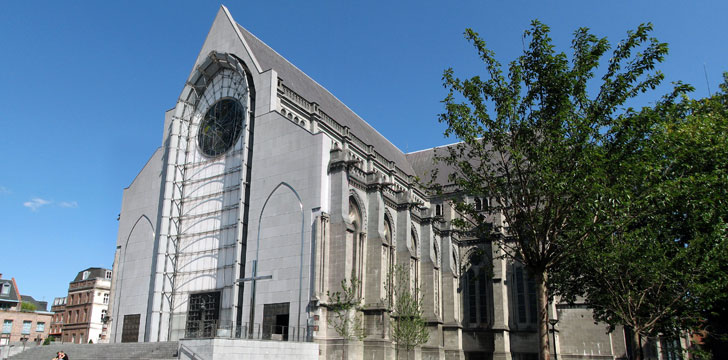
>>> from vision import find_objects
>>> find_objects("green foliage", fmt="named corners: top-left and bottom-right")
top-left (438, 20), bottom-right (673, 360)
top-left (555, 74), bottom-right (728, 356)
top-left (20, 301), bottom-right (37, 312)
top-left (388, 265), bottom-right (429, 355)
top-left (326, 276), bottom-right (365, 341)
top-left (42, 337), bottom-right (52, 345)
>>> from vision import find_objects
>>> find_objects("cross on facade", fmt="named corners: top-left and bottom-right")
top-left (236, 259), bottom-right (272, 335)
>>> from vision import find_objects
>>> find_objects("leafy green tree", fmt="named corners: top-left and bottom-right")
top-left (438, 21), bottom-right (670, 360)
top-left (326, 276), bottom-right (365, 359)
top-left (388, 265), bottom-right (429, 360)
top-left (20, 301), bottom-right (37, 312)
top-left (555, 74), bottom-right (728, 360)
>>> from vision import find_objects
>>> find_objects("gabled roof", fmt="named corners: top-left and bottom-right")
top-left (235, 23), bottom-right (415, 176)
top-left (0, 278), bottom-right (20, 303)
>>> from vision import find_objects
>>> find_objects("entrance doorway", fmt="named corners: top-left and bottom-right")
top-left (263, 302), bottom-right (289, 341)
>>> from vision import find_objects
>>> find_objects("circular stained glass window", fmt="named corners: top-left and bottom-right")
top-left (197, 98), bottom-right (245, 157)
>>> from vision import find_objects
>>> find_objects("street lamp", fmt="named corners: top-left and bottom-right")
top-left (549, 319), bottom-right (559, 360)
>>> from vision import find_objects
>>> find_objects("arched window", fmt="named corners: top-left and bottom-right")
top-left (463, 251), bottom-right (491, 326)
top-left (435, 204), bottom-right (443, 217)
top-left (514, 266), bottom-right (538, 325)
top-left (348, 196), bottom-right (364, 294)
top-left (349, 197), bottom-right (361, 232)
top-left (410, 228), bottom-right (419, 293)
top-left (384, 215), bottom-right (395, 306)
top-left (474, 197), bottom-right (483, 211)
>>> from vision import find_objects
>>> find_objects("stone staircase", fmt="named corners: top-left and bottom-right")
top-left (7, 341), bottom-right (179, 360)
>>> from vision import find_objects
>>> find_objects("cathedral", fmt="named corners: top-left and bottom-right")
top-left (109, 6), bottom-right (631, 360)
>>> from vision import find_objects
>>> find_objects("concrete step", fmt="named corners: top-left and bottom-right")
top-left (8, 341), bottom-right (179, 360)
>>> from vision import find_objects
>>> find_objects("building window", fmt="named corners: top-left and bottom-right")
top-left (410, 228), bottom-right (420, 293)
top-left (1, 283), bottom-right (10, 295)
top-left (465, 266), bottom-right (490, 325)
top-left (474, 197), bottom-right (483, 211)
top-left (2, 320), bottom-right (12, 333)
top-left (514, 266), bottom-right (538, 325)
top-left (36, 322), bottom-right (45, 332)
top-left (435, 204), bottom-right (442, 217)
top-left (101, 309), bottom-right (108, 323)
top-left (383, 215), bottom-right (396, 307)
top-left (105, 271), bottom-right (112, 279)
top-left (21, 321), bottom-right (32, 334)
top-left (103, 293), bottom-right (109, 304)
top-left (82, 271), bottom-right (90, 280)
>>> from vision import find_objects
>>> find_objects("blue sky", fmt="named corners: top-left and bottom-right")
top-left (1, 0), bottom-right (725, 306)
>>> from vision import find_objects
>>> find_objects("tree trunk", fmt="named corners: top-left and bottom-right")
top-left (537, 272), bottom-right (551, 360)
top-left (631, 331), bottom-right (643, 360)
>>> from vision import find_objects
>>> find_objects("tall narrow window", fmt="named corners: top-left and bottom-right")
top-left (465, 266), bottom-right (490, 325)
top-left (410, 229), bottom-right (419, 293)
top-left (515, 266), bottom-right (538, 325)
top-left (2, 320), bottom-right (12, 334)
top-left (349, 196), bottom-right (364, 294)
top-left (384, 216), bottom-right (395, 307)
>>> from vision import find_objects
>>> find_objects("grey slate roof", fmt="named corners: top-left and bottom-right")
top-left (72, 267), bottom-right (110, 282)
top-left (236, 24), bottom-right (415, 176)
top-left (0, 278), bottom-right (19, 303)
top-left (406, 146), bottom-right (459, 187)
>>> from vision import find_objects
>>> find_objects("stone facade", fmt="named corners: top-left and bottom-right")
top-left (109, 6), bottom-right (637, 360)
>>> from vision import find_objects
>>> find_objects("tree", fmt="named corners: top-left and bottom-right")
top-left (326, 277), bottom-right (365, 359)
top-left (21, 301), bottom-right (37, 312)
top-left (389, 264), bottom-right (429, 360)
top-left (555, 74), bottom-right (728, 360)
top-left (438, 21), bottom-right (670, 360)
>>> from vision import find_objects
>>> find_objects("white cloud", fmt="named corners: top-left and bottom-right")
top-left (23, 198), bottom-right (51, 211)
top-left (59, 201), bottom-right (78, 208)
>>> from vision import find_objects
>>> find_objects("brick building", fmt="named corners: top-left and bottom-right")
top-left (49, 297), bottom-right (66, 341)
top-left (0, 275), bottom-right (52, 345)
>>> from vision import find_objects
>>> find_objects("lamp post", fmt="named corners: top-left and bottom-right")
top-left (549, 319), bottom-right (559, 360)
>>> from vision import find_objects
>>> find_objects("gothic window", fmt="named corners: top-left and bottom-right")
top-left (464, 252), bottom-right (490, 326)
top-left (349, 196), bottom-right (364, 293)
top-left (435, 204), bottom-right (442, 217)
top-left (474, 197), bottom-right (483, 211)
top-left (410, 228), bottom-right (419, 293)
top-left (384, 215), bottom-right (395, 306)
top-left (514, 266), bottom-right (538, 325)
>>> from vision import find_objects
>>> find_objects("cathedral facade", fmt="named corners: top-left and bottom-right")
top-left (109, 6), bottom-right (628, 360)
